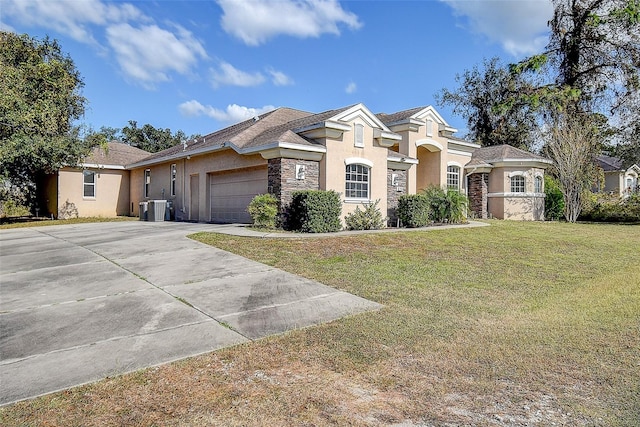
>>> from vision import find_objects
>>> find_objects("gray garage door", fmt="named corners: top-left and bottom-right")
top-left (210, 167), bottom-right (267, 223)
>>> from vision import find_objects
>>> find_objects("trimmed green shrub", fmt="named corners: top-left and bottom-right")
top-left (288, 190), bottom-right (341, 233)
top-left (247, 193), bottom-right (278, 229)
top-left (397, 194), bottom-right (431, 228)
top-left (422, 185), bottom-right (468, 224)
top-left (579, 193), bottom-right (640, 223)
top-left (544, 175), bottom-right (565, 221)
top-left (344, 199), bottom-right (385, 230)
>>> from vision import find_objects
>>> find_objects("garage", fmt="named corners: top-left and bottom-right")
top-left (210, 166), bottom-right (268, 223)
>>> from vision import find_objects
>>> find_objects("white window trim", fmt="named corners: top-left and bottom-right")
top-left (446, 165), bottom-right (461, 190)
top-left (510, 174), bottom-right (526, 193)
top-left (345, 157), bottom-right (374, 168)
top-left (170, 164), bottom-right (177, 197)
top-left (507, 171), bottom-right (526, 178)
top-left (345, 163), bottom-right (371, 201)
top-left (144, 169), bottom-right (151, 198)
top-left (534, 175), bottom-right (544, 193)
top-left (83, 170), bottom-right (96, 199)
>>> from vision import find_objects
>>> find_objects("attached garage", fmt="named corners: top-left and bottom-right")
top-left (210, 166), bottom-right (267, 223)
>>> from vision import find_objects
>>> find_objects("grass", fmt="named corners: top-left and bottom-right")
top-left (1, 221), bottom-right (638, 426)
top-left (0, 216), bottom-right (137, 229)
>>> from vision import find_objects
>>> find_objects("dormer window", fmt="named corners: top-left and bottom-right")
top-left (354, 123), bottom-right (364, 148)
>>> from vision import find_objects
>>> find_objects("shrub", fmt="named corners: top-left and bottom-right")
top-left (287, 190), bottom-right (341, 233)
top-left (397, 194), bottom-right (431, 228)
top-left (344, 199), bottom-right (385, 230)
top-left (0, 199), bottom-right (31, 218)
top-left (247, 193), bottom-right (278, 229)
top-left (422, 185), bottom-right (468, 224)
top-left (579, 192), bottom-right (640, 223)
top-left (544, 175), bottom-right (565, 220)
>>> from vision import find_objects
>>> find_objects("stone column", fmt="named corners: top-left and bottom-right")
top-left (468, 172), bottom-right (489, 219)
top-left (387, 169), bottom-right (407, 226)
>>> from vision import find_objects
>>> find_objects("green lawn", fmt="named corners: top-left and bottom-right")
top-left (0, 216), bottom-right (137, 229)
top-left (2, 221), bottom-right (638, 426)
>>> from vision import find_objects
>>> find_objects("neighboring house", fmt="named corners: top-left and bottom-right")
top-left (44, 104), bottom-right (552, 223)
top-left (595, 154), bottom-right (640, 197)
top-left (40, 142), bottom-right (150, 219)
top-left (464, 145), bottom-right (552, 220)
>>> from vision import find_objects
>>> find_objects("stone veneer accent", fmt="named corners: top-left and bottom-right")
top-left (387, 169), bottom-right (407, 226)
top-left (468, 172), bottom-right (489, 219)
top-left (268, 157), bottom-right (319, 210)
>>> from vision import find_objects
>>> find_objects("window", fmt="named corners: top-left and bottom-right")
top-left (534, 175), bottom-right (543, 193)
top-left (83, 170), bottom-right (96, 198)
top-left (144, 169), bottom-right (151, 197)
top-left (345, 164), bottom-right (370, 199)
top-left (511, 175), bottom-right (525, 193)
top-left (354, 123), bottom-right (364, 148)
top-left (447, 166), bottom-right (460, 190)
top-left (170, 164), bottom-right (177, 196)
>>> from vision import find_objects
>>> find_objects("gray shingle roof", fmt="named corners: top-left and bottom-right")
top-left (85, 142), bottom-right (150, 167)
top-left (596, 154), bottom-right (624, 171)
top-left (377, 106), bottom-right (426, 125)
top-left (472, 145), bottom-right (547, 162)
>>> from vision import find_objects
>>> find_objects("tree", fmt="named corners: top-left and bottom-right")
top-left (0, 32), bottom-right (93, 195)
top-left (121, 121), bottom-right (195, 153)
top-left (541, 112), bottom-right (600, 222)
top-left (436, 57), bottom-right (539, 149)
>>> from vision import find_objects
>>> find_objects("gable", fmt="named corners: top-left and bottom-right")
top-left (329, 103), bottom-right (394, 133)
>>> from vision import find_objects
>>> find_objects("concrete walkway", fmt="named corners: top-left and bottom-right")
top-left (0, 221), bottom-right (382, 406)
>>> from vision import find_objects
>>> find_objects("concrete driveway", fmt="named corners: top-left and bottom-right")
top-left (0, 221), bottom-right (380, 406)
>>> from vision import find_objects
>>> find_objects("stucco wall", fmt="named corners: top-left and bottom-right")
top-left (130, 150), bottom-right (267, 221)
top-left (320, 117), bottom-right (390, 223)
top-left (487, 166), bottom-right (546, 220)
top-left (57, 167), bottom-right (130, 218)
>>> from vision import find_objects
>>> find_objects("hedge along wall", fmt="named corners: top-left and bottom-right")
top-left (287, 190), bottom-right (342, 233)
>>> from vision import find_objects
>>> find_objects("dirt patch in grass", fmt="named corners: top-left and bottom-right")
top-left (1, 221), bottom-right (638, 426)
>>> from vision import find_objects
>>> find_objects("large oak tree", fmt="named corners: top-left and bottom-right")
top-left (0, 32), bottom-right (94, 195)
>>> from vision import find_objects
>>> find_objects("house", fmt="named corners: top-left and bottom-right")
top-left (595, 154), bottom-right (640, 197)
top-left (42, 104), bottom-right (551, 224)
top-left (40, 142), bottom-right (150, 219)
top-left (464, 145), bottom-right (552, 220)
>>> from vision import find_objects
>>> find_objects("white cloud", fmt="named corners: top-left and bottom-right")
top-left (3, 0), bottom-right (206, 88)
top-left (217, 0), bottom-right (362, 46)
top-left (2, 0), bottom-right (145, 44)
top-left (211, 62), bottom-right (266, 88)
top-left (345, 82), bottom-right (357, 94)
top-left (107, 24), bottom-right (207, 87)
top-left (268, 69), bottom-right (294, 86)
top-left (179, 100), bottom-right (276, 123)
top-left (441, 0), bottom-right (553, 57)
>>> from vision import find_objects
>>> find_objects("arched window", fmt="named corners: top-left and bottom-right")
top-left (83, 170), bottom-right (96, 198)
top-left (511, 175), bottom-right (526, 193)
top-left (354, 123), bottom-right (364, 148)
top-left (345, 164), bottom-right (370, 199)
top-left (447, 165), bottom-right (460, 190)
top-left (534, 175), bottom-right (543, 193)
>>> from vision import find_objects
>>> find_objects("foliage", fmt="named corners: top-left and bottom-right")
top-left (542, 113), bottom-right (601, 222)
top-left (344, 199), bottom-right (385, 230)
top-left (397, 194), bottom-right (431, 228)
top-left (0, 199), bottom-right (31, 218)
top-left (120, 121), bottom-right (199, 153)
top-left (543, 175), bottom-right (565, 221)
top-left (287, 190), bottom-right (341, 233)
top-left (247, 193), bottom-right (278, 229)
top-left (436, 57), bottom-right (539, 149)
top-left (422, 186), bottom-right (469, 224)
top-left (0, 32), bottom-right (94, 197)
top-left (580, 192), bottom-right (640, 222)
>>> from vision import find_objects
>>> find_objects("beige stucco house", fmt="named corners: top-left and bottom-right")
top-left (595, 155), bottom-right (640, 197)
top-left (42, 104), bottom-right (551, 224)
top-left (40, 142), bottom-right (150, 219)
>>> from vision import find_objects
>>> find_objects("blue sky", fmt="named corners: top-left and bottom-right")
top-left (1, 0), bottom-right (553, 139)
